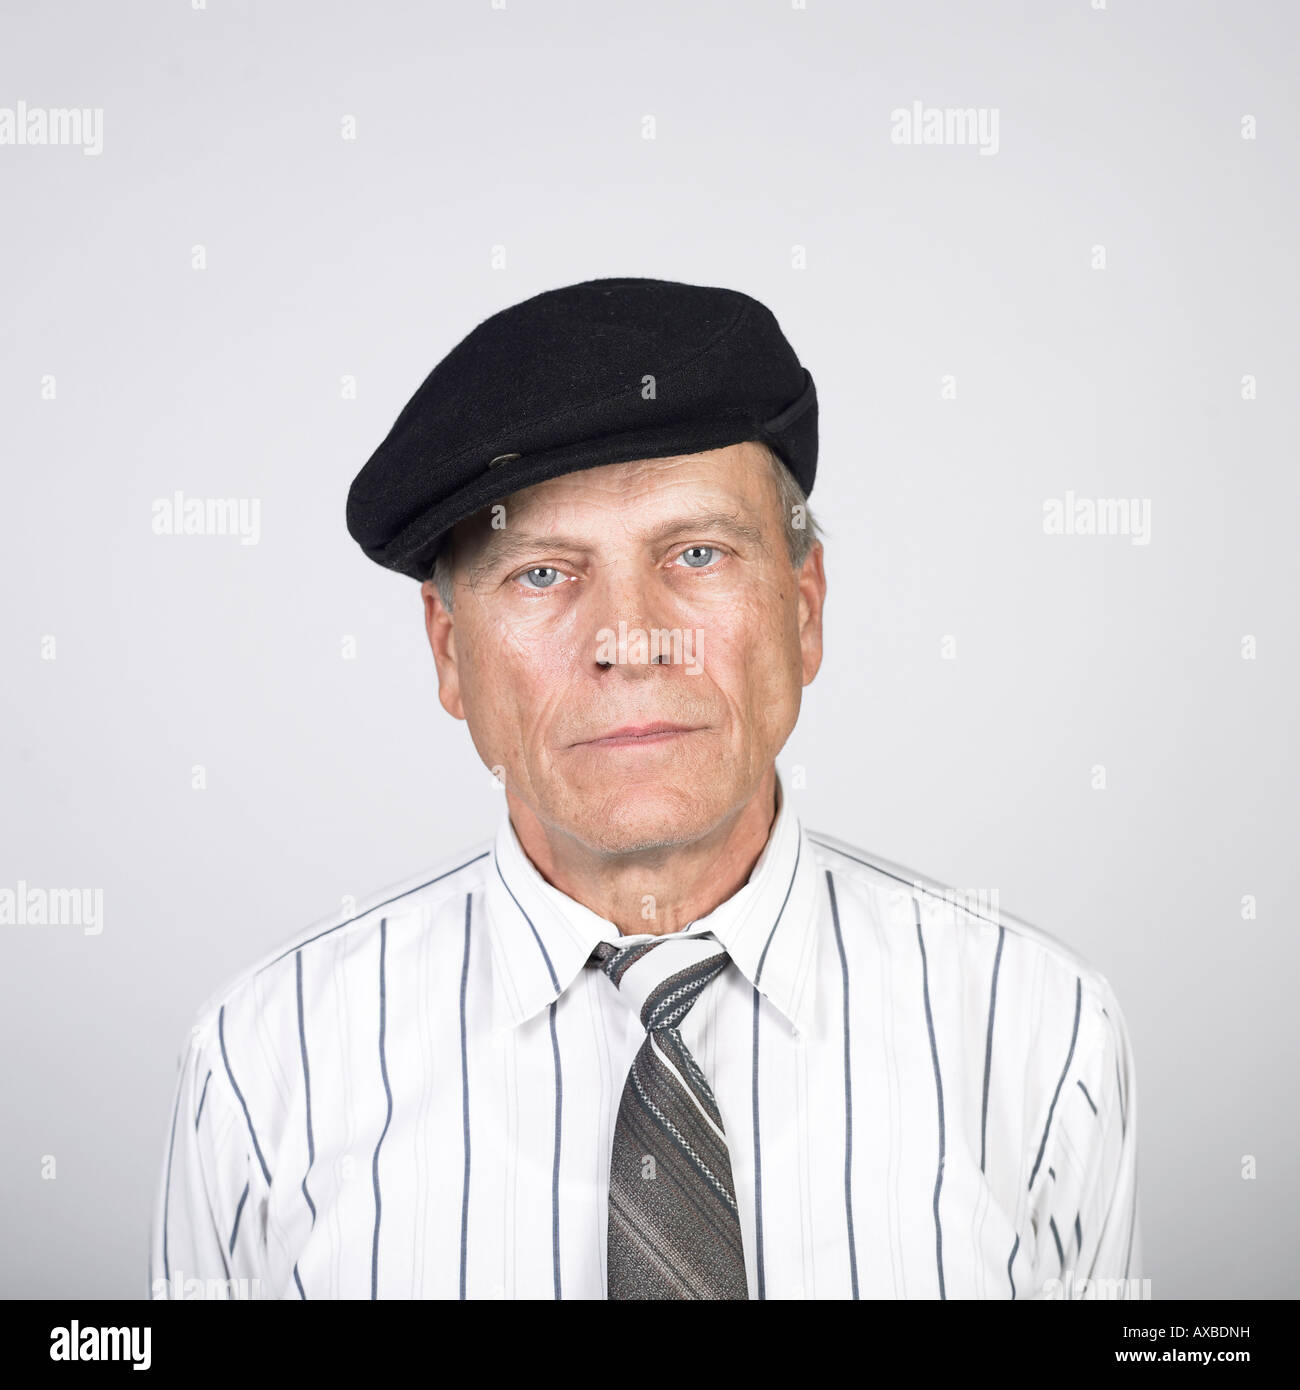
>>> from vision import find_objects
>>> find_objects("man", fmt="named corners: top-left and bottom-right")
top-left (150, 277), bottom-right (1140, 1300)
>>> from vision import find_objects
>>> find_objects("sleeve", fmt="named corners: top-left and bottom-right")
top-left (147, 1018), bottom-right (268, 1300)
top-left (1026, 976), bottom-right (1141, 1300)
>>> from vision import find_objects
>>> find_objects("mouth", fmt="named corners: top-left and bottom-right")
top-left (572, 722), bottom-right (703, 749)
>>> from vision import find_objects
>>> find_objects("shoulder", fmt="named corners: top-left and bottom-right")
top-left (804, 827), bottom-right (1126, 1019)
top-left (183, 839), bottom-right (494, 1048)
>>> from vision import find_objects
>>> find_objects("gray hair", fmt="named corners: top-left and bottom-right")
top-left (429, 441), bottom-right (820, 613)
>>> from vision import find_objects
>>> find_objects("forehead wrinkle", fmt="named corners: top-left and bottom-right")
top-left (465, 528), bottom-right (593, 586)
top-left (643, 510), bottom-right (768, 550)
top-left (460, 443), bottom-right (778, 584)
top-left (467, 507), bottom-right (769, 588)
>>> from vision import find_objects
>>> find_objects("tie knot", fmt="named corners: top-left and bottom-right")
top-left (588, 936), bottom-right (730, 1032)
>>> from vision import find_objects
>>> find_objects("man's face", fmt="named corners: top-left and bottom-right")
top-left (422, 442), bottom-right (825, 856)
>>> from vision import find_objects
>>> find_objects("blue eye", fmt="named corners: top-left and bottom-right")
top-left (518, 566), bottom-right (562, 589)
top-left (678, 546), bottom-right (717, 568)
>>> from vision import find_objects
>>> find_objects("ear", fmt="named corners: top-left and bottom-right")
top-left (795, 541), bottom-right (826, 687)
top-left (421, 580), bottom-right (466, 720)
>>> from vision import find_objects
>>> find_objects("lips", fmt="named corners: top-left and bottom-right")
top-left (572, 722), bottom-right (701, 748)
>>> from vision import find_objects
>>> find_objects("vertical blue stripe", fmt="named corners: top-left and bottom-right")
top-left (1049, 1214), bottom-right (1065, 1271)
top-left (161, 1069), bottom-right (183, 1283)
top-left (548, 999), bottom-right (563, 1300)
top-left (1027, 977), bottom-right (1082, 1190)
top-left (294, 949), bottom-right (316, 1299)
top-left (805, 838), bottom-right (1005, 929)
top-left (1075, 1211), bottom-right (1083, 1253)
top-left (228, 1179), bottom-right (250, 1257)
top-left (219, 1005), bottom-right (272, 1187)
top-left (751, 986), bottom-right (765, 1299)
top-left (1008, 1232), bottom-right (1020, 1299)
top-left (826, 870), bottom-right (858, 1298)
top-left (495, 856), bottom-right (560, 990)
top-left (193, 1069), bottom-right (212, 1132)
top-left (370, 918), bottom-right (393, 1300)
top-left (262, 850), bottom-right (489, 970)
top-left (296, 951), bottom-right (317, 1219)
top-left (980, 925), bottom-right (1005, 1173)
top-left (753, 828), bottom-right (802, 983)
top-left (458, 893), bottom-right (473, 1300)
top-left (746, 831), bottom-right (803, 1303)
top-left (914, 902), bottom-right (946, 1300)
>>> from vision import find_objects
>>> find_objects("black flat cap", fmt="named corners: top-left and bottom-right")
top-left (346, 275), bottom-right (817, 580)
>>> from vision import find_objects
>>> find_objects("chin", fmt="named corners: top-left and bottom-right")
top-left (572, 785), bottom-right (725, 857)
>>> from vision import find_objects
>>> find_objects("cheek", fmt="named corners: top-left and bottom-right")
top-left (459, 606), bottom-right (586, 734)
top-left (695, 585), bottom-right (802, 716)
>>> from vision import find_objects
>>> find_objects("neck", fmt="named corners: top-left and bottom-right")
top-left (506, 769), bottom-right (781, 937)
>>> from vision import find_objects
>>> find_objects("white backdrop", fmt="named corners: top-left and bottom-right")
top-left (1, 0), bottom-right (1296, 1298)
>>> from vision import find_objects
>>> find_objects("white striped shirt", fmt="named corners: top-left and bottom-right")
top-left (149, 779), bottom-right (1141, 1299)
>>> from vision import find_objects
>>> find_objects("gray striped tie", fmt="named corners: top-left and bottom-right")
top-left (589, 937), bottom-right (748, 1300)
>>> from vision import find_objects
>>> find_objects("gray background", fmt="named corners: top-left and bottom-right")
top-left (1, 0), bottom-right (1295, 1299)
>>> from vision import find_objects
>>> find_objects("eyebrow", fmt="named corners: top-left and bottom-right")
top-left (464, 510), bottom-right (768, 586)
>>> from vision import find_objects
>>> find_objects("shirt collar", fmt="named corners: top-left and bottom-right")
top-left (482, 771), bottom-right (821, 1036)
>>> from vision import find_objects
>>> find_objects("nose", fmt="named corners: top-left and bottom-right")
top-left (587, 565), bottom-right (680, 677)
